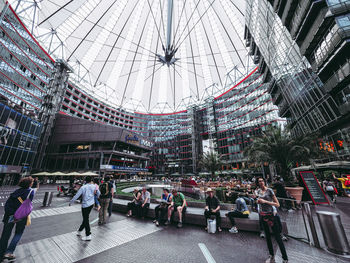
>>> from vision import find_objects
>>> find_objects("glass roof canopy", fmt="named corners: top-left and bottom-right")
top-left (10, 0), bottom-right (254, 113)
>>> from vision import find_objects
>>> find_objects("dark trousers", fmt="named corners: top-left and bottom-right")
top-left (204, 210), bottom-right (221, 228)
top-left (78, 205), bottom-right (93, 236)
top-left (327, 191), bottom-right (335, 202)
top-left (108, 199), bottom-right (113, 216)
top-left (138, 203), bottom-right (150, 218)
top-left (261, 216), bottom-right (288, 260)
top-left (127, 202), bottom-right (138, 216)
top-left (155, 205), bottom-right (168, 222)
top-left (99, 198), bottom-right (109, 224)
top-left (0, 218), bottom-right (26, 259)
top-left (227, 211), bottom-right (248, 227)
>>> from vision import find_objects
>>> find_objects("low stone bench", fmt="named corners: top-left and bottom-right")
top-left (112, 198), bottom-right (288, 234)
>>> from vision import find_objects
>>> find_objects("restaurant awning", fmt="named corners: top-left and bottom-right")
top-left (80, 171), bottom-right (98, 176)
top-left (50, 171), bottom-right (67, 176)
top-left (291, 161), bottom-right (350, 173)
top-left (31, 171), bottom-right (51, 176)
top-left (66, 172), bottom-right (83, 176)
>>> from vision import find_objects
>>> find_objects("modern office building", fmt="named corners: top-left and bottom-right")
top-left (4, 0), bottom-right (349, 180)
top-left (0, 1), bottom-right (285, 178)
top-left (245, 0), bottom-right (350, 159)
top-left (0, 3), bottom-right (53, 184)
top-left (45, 113), bottom-right (152, 176)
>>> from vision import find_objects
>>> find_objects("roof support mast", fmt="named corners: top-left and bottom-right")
top-left (157, 0), bottom-right (177, 67)
top-left (166, 0), bottom-right (173, 50)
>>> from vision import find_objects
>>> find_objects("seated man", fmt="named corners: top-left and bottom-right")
top-left (126, 188), bottom-right (141, 217)
top-left (226, 193), bottom-right (250, 233)
top-left (154, 189), bottom-right (172, 226)
top-left (165, 189), bottom-right (187, 228)
top-left (204, 188), bottom-right (222, 232)
top-left (138, 187), bottom-right (150, 219)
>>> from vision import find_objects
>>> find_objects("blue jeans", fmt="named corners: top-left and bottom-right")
top-left (0, 217), bottom-right (26, 258)
top-left (94, 195), bottom-right (100, 206)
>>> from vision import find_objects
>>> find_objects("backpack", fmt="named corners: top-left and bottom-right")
top-left (344, 179), bottom-right (350, 187)
top-left (14, 189), bottom-right (33, 222)
top-left (100, 182), bottom-right (110, 198)
top-left (326, 182), bottom-right (334, 192)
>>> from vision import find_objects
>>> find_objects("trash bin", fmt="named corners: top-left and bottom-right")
top-left (42, 192), bottom-right (53, 207)
top-left (316, 211), bottom-right (350, 255)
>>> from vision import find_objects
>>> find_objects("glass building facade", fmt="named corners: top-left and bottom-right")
top-left (0, 4), bottom-right (52, 182)
top-left (8, 0), bottom-right (350, 178)
top-left (245, 0), bottom-right (350, 159)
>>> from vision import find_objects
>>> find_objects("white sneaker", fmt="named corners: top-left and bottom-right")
top-left (260, 231), bottom-right (265, 238)
top-left (76, 230), bottom-right (82, 236)
top-left (265, 255), bottom-right (275, 263)
top-left (81, 235), bottom-right (91, 241)
top-left (229, 227), bottom-right (238, 234)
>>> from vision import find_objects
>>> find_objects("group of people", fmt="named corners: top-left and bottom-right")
top-left (0, 175), bottom-right (290, 262)
top-left (69, 176), bottom-right (115, 241)
top-left (322, 173), bottom-right (350, 203)
top-left (202, 178), bottom-right (288, 263)
top-left (126, 188), bottom-right (187, 228)
top-left (124, 178), bottom-right (287, 263)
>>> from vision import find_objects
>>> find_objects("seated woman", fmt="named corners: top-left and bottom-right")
top-left (153, 189), bottom-right (172, 226)
top-left (126, 188), bottom-right (141, 217)
top-left (226, 193), bottom-right (250, 233)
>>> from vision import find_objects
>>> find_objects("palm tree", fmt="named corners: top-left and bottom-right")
top-left (244, 125), bottom-right (327, 183)
top-left (199, 151), bottom-right (223, 180)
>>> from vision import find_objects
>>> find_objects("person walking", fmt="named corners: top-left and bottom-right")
top-left (31, 177), bottom-right (39, 192)
top-left (108, 179), bottom-right (116, 217)
top-left (256, 177), bottom-right (288, 263)
top-left (70, 176), bottom-right (99, 241)
top-left (93, 178), bottom-right (101, 211)
top-left (0, 177), bottom-right (35, 261)
top-left (323, 179), bottom-right (336, 203)
top-left (98, 176), bottom-right (114, 225)
top-left (332, 173), bottom-right (350, 197)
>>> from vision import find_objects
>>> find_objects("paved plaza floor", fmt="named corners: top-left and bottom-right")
top-left (0, 185), bottom-right (349, 263)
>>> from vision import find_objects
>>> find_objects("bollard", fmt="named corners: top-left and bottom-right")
top-left (316, 211), bottom-right (350, 255)
top-left (303, 203), bottom-right (320, 248)
top-left (42, 192), bottom-right (53, 206)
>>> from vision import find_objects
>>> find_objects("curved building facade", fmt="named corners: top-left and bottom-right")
top-left (0, 2), bottom-right (284, 180)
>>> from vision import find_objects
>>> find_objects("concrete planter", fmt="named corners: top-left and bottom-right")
top-left (285, 186), bottom-right (304, 204)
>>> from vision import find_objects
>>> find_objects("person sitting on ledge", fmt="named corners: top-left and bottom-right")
top-left (138, 187), bottom-right (150, 219)
top-left (153, 189), bottom-right (172, 226)
top-left (165, 189), bottom-right (187, 228)
top-left (126, 188), bottom-right (141, 217)
top-left (226, 193), bottom-right (250, 234)
top-left (204, 188), bottom-right (222, 232)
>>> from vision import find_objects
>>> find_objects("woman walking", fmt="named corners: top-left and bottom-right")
top-left (0, 177), bottom-right (35, 261)
top-left (256, 177), bottom-right (288, 263)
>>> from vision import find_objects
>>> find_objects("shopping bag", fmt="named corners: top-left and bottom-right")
top-left (207, 218), bottom-right (216, 234)
top-left (14, 189), bottom-right (33, 222)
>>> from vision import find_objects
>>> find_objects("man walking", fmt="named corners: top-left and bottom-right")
top-left (70, 176), bottom-right (99, 241)
top-left (98, 176), bottom-right (114, 225)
